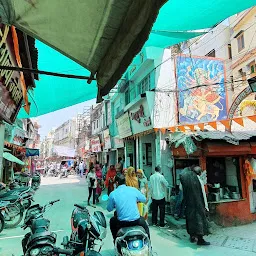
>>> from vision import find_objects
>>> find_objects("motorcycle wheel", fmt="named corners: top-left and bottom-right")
top-left (4, 211), bottom-right (24, 228)
top-left (0, 213), bottom-right (4, 233)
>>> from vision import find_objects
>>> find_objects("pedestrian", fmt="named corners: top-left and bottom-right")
top-left (79, 160), bottom-right (84, 178)
top-left (125, 166), bottom-right (139, 189)
top-left (105, 165), bottom-right (117, 195)
top-left (95, 164), bottom-right (103, 203)
top-left (137, 169), bottom-right (149, 221)
top-left (87, 168), bottom-right (97, 207)
top-left (107, 173), bottom-right (150, 243)
top-left (150, 166), bottom-right (169, 228)
top-left (115, 157), bottom-right (124, 173)
top-left (123, 168), bottom-right (127, 176)
top-left (180, 165), bottom-right (210, 245)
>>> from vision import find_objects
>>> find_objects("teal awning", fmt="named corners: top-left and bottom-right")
top-left (1, 0), bottom-right (255, 117)
top-left (3, 152), bottom-right (25, 165)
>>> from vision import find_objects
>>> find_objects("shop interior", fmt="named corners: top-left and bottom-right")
top-left (206, 157), bottom-right (242, 203)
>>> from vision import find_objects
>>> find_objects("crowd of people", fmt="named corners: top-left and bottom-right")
top-left (79, 158), bottom-right (210, 246)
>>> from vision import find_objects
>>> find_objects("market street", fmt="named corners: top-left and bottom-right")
top-left (0, 176), bottom-right (256, 256)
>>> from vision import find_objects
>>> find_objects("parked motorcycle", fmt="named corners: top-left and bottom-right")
top-left (0, 201), bottom-right (8, 233)
top-left (62, 204), bottom-right (106, 255)
top-left (21, 199), bottom-right (60, 255)
top-left (31, 172), bottom-right (41, 190)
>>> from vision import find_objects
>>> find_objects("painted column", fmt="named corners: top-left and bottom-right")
top-left (135, 137), bottom-right (140, 170)
top-left (155, 131), bottom-right (161, 167)
top-left (0, 124), bottom-right (5, 181)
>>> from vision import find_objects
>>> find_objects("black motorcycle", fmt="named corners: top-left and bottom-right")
top-left (21, 199), bottom-right (60, 255)
top-left (62, 204), bottom-right (106, 255)
top-left (31, 172), bottom-right (41, 190)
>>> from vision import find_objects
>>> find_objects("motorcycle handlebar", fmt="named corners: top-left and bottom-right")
top-left (74, 204), bottom-right (86, 210)
top-left (53, 247), bottom-right (74, 255)
top-left (49, 199), bottom-right (60, 205)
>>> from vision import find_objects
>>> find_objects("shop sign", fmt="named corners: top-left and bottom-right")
top-left (126, 141), bottom-right (134, 154)
top-left (91, 137), bottom-right (102, 153)
top-left (103, 129), bottom-right (111, 149)
top-left (129, 100), bottom-right (152, 134)
top-left (116, 112), bottom-right (132, 139)
top-left (113, 136), bottom-right (124, 148)
top-left (0, 25), bottom-right (23, 123)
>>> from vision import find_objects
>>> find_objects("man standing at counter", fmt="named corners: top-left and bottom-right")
top-left (180, 165), bottom-right (210, 246)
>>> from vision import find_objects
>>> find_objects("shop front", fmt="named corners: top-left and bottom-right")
top-left (169, 132), bottom-right (256, 226)
top-left (90, 136), bottom-right (102, 164)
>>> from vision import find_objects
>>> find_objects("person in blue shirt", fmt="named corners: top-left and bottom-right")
top-left (107, 173), bottom-right (150, 242)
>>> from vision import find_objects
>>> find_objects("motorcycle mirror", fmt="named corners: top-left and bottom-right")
top-left (101, 194), bottom-right (109, 201)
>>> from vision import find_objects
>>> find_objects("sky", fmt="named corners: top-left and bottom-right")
top-left (37, 98), bottom-right (95, 139)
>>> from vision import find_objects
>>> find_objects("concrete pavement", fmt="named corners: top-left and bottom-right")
top-left (1, 175), bottom-right (256, 255)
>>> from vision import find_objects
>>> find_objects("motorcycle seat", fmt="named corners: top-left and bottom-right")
top-left (27, 231), bottom-right (57, 247)
top-left (117, 226), bottom-right (146, 238)
top-left (32, 218), bottom-right (50, 233)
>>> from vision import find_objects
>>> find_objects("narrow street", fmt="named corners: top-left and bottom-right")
top-left (0, 176), bottom-right (256, 256)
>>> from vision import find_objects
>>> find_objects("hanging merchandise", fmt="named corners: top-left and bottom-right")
top-left (26, 148), bottom-right (40, 157)
top-left (249, 157), bottom-right (256, 173)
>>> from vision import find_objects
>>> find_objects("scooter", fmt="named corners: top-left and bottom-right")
top-left (62, 203), bottom-right (106, 255)
top-left (21, 199), bottom-right (60, 255)
top-left (31, 172), bottom-right (41, 190)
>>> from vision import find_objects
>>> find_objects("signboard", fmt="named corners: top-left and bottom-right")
top-left (113, 136), bottom-right (124, 148)
top-left (91, 137), bottom-right (102, 153)
top-left (0, 25), bottom-right (23, 123)
top-left (116, 112), bottom-right (132, 139)
top-left (129, 99), bottom-right (152, 134)
top-left (176, 55), bottom-right (227, 124)
top-left (228, 78), bottom-right (256, 119)
top-left (103, 129), bottom-right (111, 149)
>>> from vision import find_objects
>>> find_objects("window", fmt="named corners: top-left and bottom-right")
top-left (125, 89), bottom-right (130, 105)
top-left (237, 33), bottom-right (245, 52)
top-left (145, 143), bottom-right (152, 165)
top-left (137, 74), bottom-right (150, 95)
top-left (93, 121), bottom-right (96, 130)
top-left (250, 61), bottom-right (256, 74)
top-left (206, 49), bottom-right (215, 57)
top-left (228, 44), bottom-right (232, 59)
top-left (96, 119), bottom-right (99, 129)
top-left (130, 87), bottom-right (136, 101)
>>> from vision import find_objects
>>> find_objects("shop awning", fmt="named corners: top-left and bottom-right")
top-left (3, 152), bottom-right (25, 165)
top-left (25, 148), bottom-right (40, 157)
top-left (0, 1), bottom-right (255, 118)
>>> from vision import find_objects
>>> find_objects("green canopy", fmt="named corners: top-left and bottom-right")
top-left (1, 0), bottom-right (255, 117)
top-left (3, 152), bottom-right (25, 165)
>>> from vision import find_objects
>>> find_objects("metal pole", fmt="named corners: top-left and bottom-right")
top-left (0, 65), bottom-right (96, 81)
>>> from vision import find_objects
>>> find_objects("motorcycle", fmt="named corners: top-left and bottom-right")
top-left (21, 199), bottom-right (60, 255)
top-left (60, 167), bottom-right (68, 178)
top-left (31, 172), bottom-right (41, 190)
top-left (0, 201), bottom-right (8, 233)
top-left (115, 225), bottom-right (152, 256)
top-left (62, 204), bottom-right (107, 255)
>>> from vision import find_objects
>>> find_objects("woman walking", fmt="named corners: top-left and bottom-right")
top-left (137, 169), bottom-right (149, 220)
top-left (125, 166), bottom-right (139, 189)
top-left (87, 168), bottom-right (97, 207)
top-left (95, 164), bottom-right (103, 203)
top-left (105, 165), bottom-right (117, 195)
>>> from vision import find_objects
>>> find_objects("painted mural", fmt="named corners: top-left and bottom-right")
top-left (176, 55), bottom-right (227, 124)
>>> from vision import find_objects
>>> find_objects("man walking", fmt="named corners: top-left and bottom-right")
top-left (79, 160), bottom-right (84, 178)
top-left (150, 166), bottom-right (169, 228)
top-left (180, 166), bottom-right (210, 246)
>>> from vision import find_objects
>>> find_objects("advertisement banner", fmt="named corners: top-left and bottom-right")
top-left (117, 112), bottom-right (132, 139)
top-left (113, 136), bottom-right (124, 148)
top-left (129, 99), bottom-right (152, 134)
top-left (103, 129), bottom-right (111, 149)
top-left (91, 137), bottom-right (102, 153)
top-left (0, 25), bottom-right (23, 123)
top-left (176, 55), bottom-right (227, 124)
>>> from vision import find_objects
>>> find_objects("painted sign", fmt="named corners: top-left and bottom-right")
top-left (113, 136), bottom-right (124, 148)
top-left (91, 137), bottom-right (102, 153)
top-left (129, 99), bottom-right (152, 134)
top-left (103, 129), bottom-right (111, 149)
top-left (0, 25), bottom-right (23, 123)
top-left (228, 77), bottom-right (256, 119)
top-left (176, 55), bottom-right (227, 124)
top-left (116, 112), bottom-right (132, 139)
